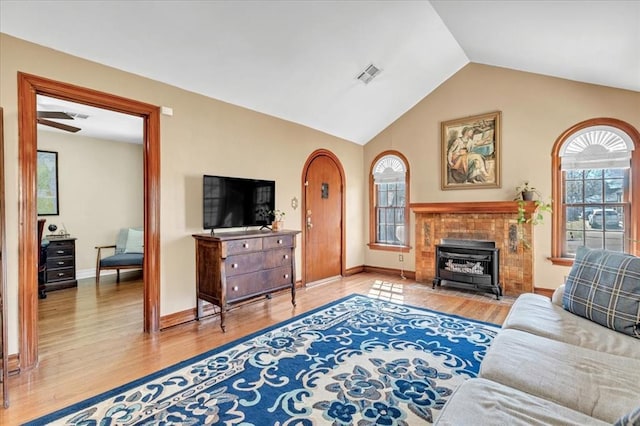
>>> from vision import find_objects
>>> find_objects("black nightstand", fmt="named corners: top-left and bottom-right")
top-left (43, 237), bottom-right (78, 291)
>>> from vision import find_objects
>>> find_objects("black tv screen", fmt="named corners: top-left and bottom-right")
top-left (203, 175), bottom-right (275, 230)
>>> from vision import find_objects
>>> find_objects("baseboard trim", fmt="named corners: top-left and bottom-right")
top-left (76, 268), bottom-right (142, 281)
top-left (7, 353), bottom-right (20, 375)
top-left (160, 282), bottom-right (303, 330)
top-left (160, 303), bottom-right (219, 330)
top-left (344, 265), bottom-right (364, 276)
top-left (364, 265), bottom-right (416, 280)
top-left (534, 287), bottom-right (555, 298)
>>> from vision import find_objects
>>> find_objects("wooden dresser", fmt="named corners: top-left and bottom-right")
top-left (193, 229), bottom-right (299, 331)
top-left (44, 237), bottom-right (77, 291)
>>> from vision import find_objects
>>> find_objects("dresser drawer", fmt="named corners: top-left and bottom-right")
top-left (46, 256), bottom-right (75, 270)
top-left (263, 248), bottom-right (292, 269)
top-left (263, 265), bottom-right (293, 288)
top-left (226, 271), bottom-right (264, 302)
top-left (225, 238), bottom-right (262, 255)
top-left (46, 268), bottom-right (75, 283)
top-left (226, 266), bottom-right (293, 303)
top-left (225, 252), bottom-right (264, 276)
top-left (263, 235), bottom-right (293, 249)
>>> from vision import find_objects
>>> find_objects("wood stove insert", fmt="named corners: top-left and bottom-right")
top-left (433, 239), bottom-right (502, 299)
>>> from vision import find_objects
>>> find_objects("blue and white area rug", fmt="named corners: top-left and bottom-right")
top-left (26, 294), bottom-right (500, 425)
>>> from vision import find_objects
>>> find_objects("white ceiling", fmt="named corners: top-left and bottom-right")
top-left (37, 95), bottom-right (143, 144)
top-left (2, 1), bottom-right (639, 145)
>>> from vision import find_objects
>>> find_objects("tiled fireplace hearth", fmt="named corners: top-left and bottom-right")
top-left (410, 201), bottom-right (536, 296)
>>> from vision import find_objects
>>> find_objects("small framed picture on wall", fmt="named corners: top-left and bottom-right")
top-left (441, 111), bottom-right (501, 190)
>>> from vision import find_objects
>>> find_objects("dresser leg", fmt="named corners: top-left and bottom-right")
top-left (196, 298), bottom-right (202, 320)
top-left (220, 309), bottom-right (226, 332)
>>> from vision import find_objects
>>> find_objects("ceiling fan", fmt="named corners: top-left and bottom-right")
top-left (37, 110), bottom-right (81, 133)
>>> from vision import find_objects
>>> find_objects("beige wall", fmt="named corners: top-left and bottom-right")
top-left (1, 34), bottom-right (365, 354)
top-left (364, 63), bottom-right (640, 289)
top-left (37, 131), bottom-right (144, 273)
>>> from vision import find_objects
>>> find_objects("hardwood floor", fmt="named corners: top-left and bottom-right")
top-left (1, 272), bottom-right (512, 424)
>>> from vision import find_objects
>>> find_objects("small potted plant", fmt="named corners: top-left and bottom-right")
top-left (270, 209), bottom-right (286, 231)
top-left (514, 181), bottom-right (552, 247)
top-left (515, 181), bottom-right (539, 201)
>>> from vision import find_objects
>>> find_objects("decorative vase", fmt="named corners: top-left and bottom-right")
top-left (272, 221), bottom-right (283, 231)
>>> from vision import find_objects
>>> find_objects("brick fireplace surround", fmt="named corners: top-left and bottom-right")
top-left (410, 201), bottom-right (537, 296)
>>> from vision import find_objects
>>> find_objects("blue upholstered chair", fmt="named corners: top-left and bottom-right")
top-left (95, 228), bottom-right (143, 284)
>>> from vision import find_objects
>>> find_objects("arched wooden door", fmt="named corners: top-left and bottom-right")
top-left (302, 150), bottom-right (345, 284)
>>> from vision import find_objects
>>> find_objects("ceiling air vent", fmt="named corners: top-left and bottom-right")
top-left (356, 63), bottom-right (381, 84)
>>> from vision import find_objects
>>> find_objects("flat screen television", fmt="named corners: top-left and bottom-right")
top-left (203, 175), bottom-right (275, 230)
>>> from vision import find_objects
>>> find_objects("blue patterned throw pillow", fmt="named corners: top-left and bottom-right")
top-left (563, 246), bottom-right (640, 338)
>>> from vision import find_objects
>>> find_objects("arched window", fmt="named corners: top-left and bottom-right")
top-left (551, 118), bottom-right (640, 264)
top-left (369, 151), bottom-right (410, 251)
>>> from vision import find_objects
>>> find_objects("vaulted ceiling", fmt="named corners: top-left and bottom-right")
top-left (1, 1), bottom-right (638, 145)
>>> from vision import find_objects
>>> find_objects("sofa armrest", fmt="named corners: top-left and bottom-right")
top-left (551, 284), bottom-right (565, 306)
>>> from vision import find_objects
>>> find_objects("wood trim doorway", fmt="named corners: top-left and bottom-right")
top-left (17, 73), bottom-right (161, 370)
top-left (301, 149), bottom-right (346, 284)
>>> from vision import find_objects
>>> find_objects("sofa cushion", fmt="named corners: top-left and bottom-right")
top-left (563, 246), bottom-right (640, 338)
top-left (479, 329), bottom-right (640, 423)
top-left (434, 378), bottom-right (609, 426)
top-left (614, 406), bottom-right (640, 426)
top-left (502, 292), bottom-right (640, 359)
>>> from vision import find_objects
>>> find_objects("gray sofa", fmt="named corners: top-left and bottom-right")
top-left (436, 247), bottom-right (640, 426)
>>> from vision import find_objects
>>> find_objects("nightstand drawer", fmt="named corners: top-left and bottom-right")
top-left (46, 257), bottom-right (75, 269)
top-left (47, 241), bottom-right (74, 258)
top-left (46, 268), bottom-right (75, 283)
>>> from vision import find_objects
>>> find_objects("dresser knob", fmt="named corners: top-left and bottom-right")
top-left (283, 254), bottom-right (289, 260)
top-left (284, 274), bottom-right (289, 279)
top-left (242, 243), bottom-right (249, 248)
top-left (277, 239), bottom-right (282, 244)
top-left (58, 273), bottom-right (65, 277)
top-left (58, 261), bottom-right (65, 265)
top-left (231, 263), bottom-right (238, 269)
top-left (57, 250), bottom-right (64, 254)
top-left (232, 286), bottom-right (239, 291)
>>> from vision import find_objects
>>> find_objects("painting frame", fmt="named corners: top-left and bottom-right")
top-left (37, 150), bottom-right (59, 216)
top-left (441, 111), bottom-right (501, 190)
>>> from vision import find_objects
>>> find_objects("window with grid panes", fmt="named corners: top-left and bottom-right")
top-left (558, 126), bottom-right (634, 257)
top-left (370, 153), bottom-right (409, 249)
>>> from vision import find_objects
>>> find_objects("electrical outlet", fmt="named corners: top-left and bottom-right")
top-left (398, 254), bottom-right (404, 262)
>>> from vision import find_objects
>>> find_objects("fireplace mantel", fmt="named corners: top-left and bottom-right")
top-left (410, 201), bottom-right (536, 215)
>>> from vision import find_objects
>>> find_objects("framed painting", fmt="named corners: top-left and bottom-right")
top-left (37, 150), bottom-right (59, 215)
top-left (441, 111), bottom-right (501, 190)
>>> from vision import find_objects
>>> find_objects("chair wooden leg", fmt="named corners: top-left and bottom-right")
top-left (116, 269), bottom-right (120, 283)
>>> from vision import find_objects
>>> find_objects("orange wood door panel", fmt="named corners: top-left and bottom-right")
top-left (305, 155), bottom-right (342, 283)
